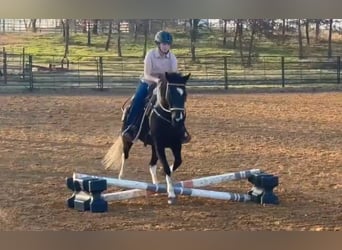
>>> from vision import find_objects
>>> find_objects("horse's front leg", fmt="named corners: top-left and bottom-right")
top-left (149, 144), bottom-right (159, 184)
top-left (170, 143), bottom-right (182, 173)
top-left (155, 143), bottom-right (176, 205)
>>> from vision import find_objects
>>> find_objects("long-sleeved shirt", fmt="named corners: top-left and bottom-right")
top-left (141, 48), bottom-right (178, 85)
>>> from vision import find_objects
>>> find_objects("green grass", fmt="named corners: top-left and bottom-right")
top-left (3, 30), bottom-right (342, 60)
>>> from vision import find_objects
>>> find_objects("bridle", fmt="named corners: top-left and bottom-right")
top-left (151, 82), bottom-right (186, 124)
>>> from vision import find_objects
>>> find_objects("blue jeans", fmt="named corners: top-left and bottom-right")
top-left (126, 80), bottom-right (149, 126)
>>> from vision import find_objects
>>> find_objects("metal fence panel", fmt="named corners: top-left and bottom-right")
top-left (1, 53), bottom-right (341, 90)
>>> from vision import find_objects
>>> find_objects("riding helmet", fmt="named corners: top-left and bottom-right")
top-left (154, 31), bottom-right (173, 45)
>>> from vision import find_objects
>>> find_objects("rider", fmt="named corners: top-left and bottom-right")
top-left (122, 30), bottom-right (191, 144)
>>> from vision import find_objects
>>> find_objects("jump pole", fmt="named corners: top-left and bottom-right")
top-left (74, 169), bottom-right (260, 201)
top-left (73, 172), bottom-right (256, 202)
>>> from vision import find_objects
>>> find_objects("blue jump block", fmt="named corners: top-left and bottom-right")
top-left (248, 173), bottom-right (279, 205)
top-left (66, 177), bottom-right (108, 212)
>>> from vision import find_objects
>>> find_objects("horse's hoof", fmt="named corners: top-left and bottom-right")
top-left (168, 197), bottom-right (177, 205)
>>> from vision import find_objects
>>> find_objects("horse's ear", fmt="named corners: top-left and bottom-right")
top-left (184, 73), bottom-right (191, 82)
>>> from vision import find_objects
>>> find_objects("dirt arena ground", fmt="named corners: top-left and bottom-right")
top-left (0, 88), bottom-right (341, 231)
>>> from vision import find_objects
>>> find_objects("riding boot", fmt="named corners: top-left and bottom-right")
top-left (122, 124), bottom-right (139, 142)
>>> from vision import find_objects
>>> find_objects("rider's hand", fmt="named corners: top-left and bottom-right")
top-left (158, 74), bottom-right (167, 84)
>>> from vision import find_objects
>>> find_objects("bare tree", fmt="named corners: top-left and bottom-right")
top-left (131, 20), bottom-right (139, 42)
top-left (117, 21), bottom-right (122, 57)
top-left (238, 20), bottom-right (244, 65)
top-left (328, 19), bottom-right (333, 57)
top-left (62, 19), bottom-right (70, 59)
top-left (282, 19), bottom-right (286, 44)
top-left (222, 19), bottom-right (228, 47)
top-left (143, 20), bottom-right (149, 57)
top-left (31, 19), bottom-right (37, 32)
top-left (105, 20), bottom-right (113, 51)
top-left (92, 19), bottom-right (99, 34)
top-left (233, 19), bottom-right (241, 49)
top-left (247, 20), bottom-right (257, 67)
top-left (305, 19), bottom-right (310, 45)
top-left (190, 19), bottom-right (200, 61)
top-left (23, 19), bottom-right (29, 31)
top-left (298, 19), bottom-right (304, 58)
top-left (82, 19), bottom-right (87, 33)
top-left (315, 19), bottom-right (321, 42)
top-left (87, 21), bottom-right (91, 46)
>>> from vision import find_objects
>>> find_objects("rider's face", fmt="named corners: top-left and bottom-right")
top-left (159, 43), bottom-right (171, 54)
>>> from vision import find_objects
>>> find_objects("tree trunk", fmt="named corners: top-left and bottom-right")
top-left (61, 19), bottom-right (66, 39)
top-left (223, 19), bottom-right (228, 47)
top-left (73, 19), bottom-right (77, 33)
top-left (105, 20), bottom-right (113, 51)
top-left (23, 19), bottom-right (28, 30)
top-left (247, 22), bottom-right (256, 67)
top-left (281, 19), bottom-right (286, 44)
top-left (133, 21), bottom-right (138, 42)
top-left (92, 19), bottom-right (99, 35)
top-left (63, 19), bottom-right (70, 58)
top-left (315, 19), bottom-right (320, 42)
top-left (233, 19), bottom-right (240, 49)
top-left (238, 20), bottom-right (244, 66)
top-left (298, 19), bottom-right (303, 58)
top-left (100, 20), bottom-right (106, 33)
top-left (82, 19), bottom-right (87, 33)
top-left (31, 19), bottom-right (37, 32)
top-left (190, 19), bottom-right (200, 62)
top-left (328, 19), bottom-right (333, 57)
top-left (148, 20), bottom-right (152, 34)
top-left (305, 19), bottom-right (310, 45)
top-left (117, 21), bottom-right (122, 57)
top-left (87, 21), bottom-right (91, 46)
top-left (143, 20), bottom-right (148, 57)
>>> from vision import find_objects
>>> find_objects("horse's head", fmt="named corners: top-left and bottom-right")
top-left (158, 72), bottom-right (191, 127)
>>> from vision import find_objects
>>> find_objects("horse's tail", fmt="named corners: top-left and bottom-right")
top-left (101, 135), bottom-right (124, 171)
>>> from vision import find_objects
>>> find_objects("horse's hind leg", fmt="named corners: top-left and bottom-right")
top-left (119, 138), bottom-right (133, 179)
top-left (149, 144), bottom-right (159, 184)
top-left (155, 144), bottom-right (176, 204)
top-left (118, 153), bottom-right (126, 179)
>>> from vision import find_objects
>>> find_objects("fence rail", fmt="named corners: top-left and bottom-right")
top-left (1, 52), bottom-right (341, 90)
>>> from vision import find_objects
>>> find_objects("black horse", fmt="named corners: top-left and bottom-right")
top-left (102, 72), bottom-right (191, 204)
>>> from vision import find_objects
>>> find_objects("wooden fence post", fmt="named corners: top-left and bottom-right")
top-left (281, 56), bottom-right (285, 87)
top-left (28, 55), bottom-right (33, 90)
top-left (22, 47), bottom-right (26, 78)
top-left (337, 56), bottom-right (341, 84)
top-left (99, 56), bottom-right (104, 90)
top-left (3, 47), bottom-right (7, 84)
top-left (224, 56), bottom-right (228, 90)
